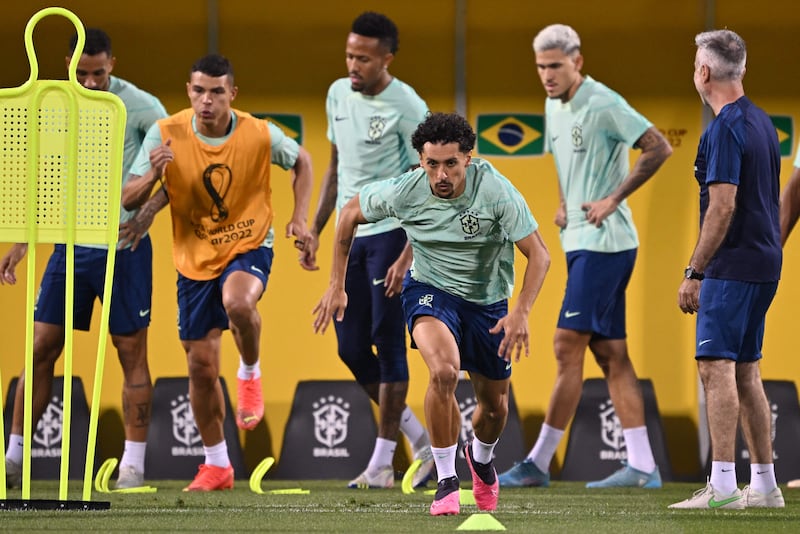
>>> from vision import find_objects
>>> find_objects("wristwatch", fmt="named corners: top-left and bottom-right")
top-left (684, 266), bottom-right (704, 281)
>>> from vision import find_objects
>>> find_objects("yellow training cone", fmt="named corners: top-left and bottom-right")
top-left (456, 513), bottom-right (507, 531)
top-left (401, 459), bottom-right (422, 494)
top-left (249, 457), bottom-right (276, 494)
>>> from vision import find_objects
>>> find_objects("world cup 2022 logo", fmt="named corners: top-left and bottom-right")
top-left (202, 163), bottom-right (232, 222)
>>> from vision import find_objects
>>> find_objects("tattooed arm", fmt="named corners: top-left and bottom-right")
top-left (581, 126), bottom-right (673, 227)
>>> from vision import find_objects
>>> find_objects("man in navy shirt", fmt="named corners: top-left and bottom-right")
top-left (671, 29), bottom-right (783, 510)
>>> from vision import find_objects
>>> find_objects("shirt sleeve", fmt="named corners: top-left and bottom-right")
top-left (359, 180), bottom-right (397, 222)
top-left (602, 98), bottom-right (652, 147)
top-left (491, 169), bottom-right (539, 242)
top-left (132, 96), bottom-right (168, 137)
top-left (706, 122), bottom-right (743, 186)
top-left (267, 121), bottom-right (300, 170)
top-left (325, 87), bottom-right (336, 144)
top-left (503, 195), bottom-right (538, 243)
top-left (129, 122), bottom-right (163, 176)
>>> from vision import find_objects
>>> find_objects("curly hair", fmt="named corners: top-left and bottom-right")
top-left (411, 112), bottom-right (476, 153)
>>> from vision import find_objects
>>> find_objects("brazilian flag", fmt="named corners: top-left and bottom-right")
top-left (477, 114), bottom-right (544, 156)
top-left (252, 112), bottom-right (303, 144)
top-left (770, 115), bottom-right (793, 158)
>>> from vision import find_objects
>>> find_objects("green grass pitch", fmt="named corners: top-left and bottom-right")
top-left (2, 480), bottom-right (799, 532)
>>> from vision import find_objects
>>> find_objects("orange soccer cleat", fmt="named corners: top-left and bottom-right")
top-left (183, 464), bottom-right (234, 492)
top-left (236, 376), bottom-right (264, 430)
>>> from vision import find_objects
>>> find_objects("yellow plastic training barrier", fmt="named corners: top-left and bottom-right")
top-left (0, 6), bottom-right (126, 506)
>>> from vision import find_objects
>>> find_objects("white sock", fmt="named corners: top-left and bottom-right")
top-left (432, 444), bottom-right (458, 481)
top-left (622, 426), bottom-right (656, 474)
top-left (472, 436), bottom-right (497, 464)
top-left (203, 440), bottom-right (230, 468)
top-left (237, 357), bottom-right (261, 380)
top-left (750, 463), bottom-right (777, 494)
top-left (709, 461), bottom-right (738, 495)
top-left (6, 434), bottom-right (24, 464)
top-left (366, 437), bottom-right (396, 474)
top-left (399, 407), bottom-right (428, 453)
top-left (119, 440), bottom-right (147, 472)
top-left (528, 423), bottom-right (564, 473)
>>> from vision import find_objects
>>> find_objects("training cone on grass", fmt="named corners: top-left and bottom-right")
top-left (402, 459), bottom-right (422, 494)
top-left (460, 490), bottom-right (477, 506)
top-left (249, 457), bottom-right (309, 495)
top-left (456, 513), bottom-right (506, 531)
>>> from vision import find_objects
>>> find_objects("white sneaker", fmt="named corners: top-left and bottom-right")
top-left (5, 458), bottom-right (22, 489)
top-left (669, 480), bottom-right (744, 509)
top-left (115, 465), bottom-right (145, 489)
top-left (412, 446), bottom-right (435, 488)
top-left (347, 466), bottom-right (394, 489)
top-left (742, 485), bottom-right (785, 508)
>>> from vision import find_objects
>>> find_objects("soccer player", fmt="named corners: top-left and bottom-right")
top-left (122, 54), bottom-right (313, 491)
top-left (670, 29), bottom-right (784, 509)
top-left (1, 28), bottom-right (167, 490)
top-left (498, 23), bottom-right (672, 489)
top-left (301, 12), bottom-right (433, 489)
top-left (313, 112), bottom-right (550, 516)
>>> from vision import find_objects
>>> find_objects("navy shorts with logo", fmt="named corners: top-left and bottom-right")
top-left (696, 278), bottom-right (778, 362)
top-left (400, 275), bottom-right (511, 380)
top-left (177, 246), bottom-right (272, 341)
top-left (557, 249), bottom-right (636, 340)
top-left (333, 228), bottom-right (409, 385)
top-left (34, 236), bottom-right (153, 336)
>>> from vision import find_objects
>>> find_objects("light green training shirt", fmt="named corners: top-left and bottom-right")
top-left (84, 76), bottom-right (167, 249)
top-left (545, 75), bottom-right (650, 253)
top-left (326, 77), bottom-right (428, 237)
top-left (360, 158), bottom-right (538, 304)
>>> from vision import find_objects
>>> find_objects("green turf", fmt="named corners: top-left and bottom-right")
top-left (1, 480), bottom-right (799, 532)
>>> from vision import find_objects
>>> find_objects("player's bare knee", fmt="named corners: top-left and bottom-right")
top-left (481, 402), bottom-right (508, 424)
top-left (31, 347), bottom-right (61, 368)
top-left (187, 359), bottom-right (219, 387)
top-left (223, 293), bottom-right (257, 321)
top-left (428, 364), bottom-right (458, 395)
top-left (554, 352), bottom-right (583, 375)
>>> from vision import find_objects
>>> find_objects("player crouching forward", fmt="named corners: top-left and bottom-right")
top-left (313, 112), bottom-right (550, 515)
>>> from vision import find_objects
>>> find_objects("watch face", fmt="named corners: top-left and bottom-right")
top-left (685, 267), bottom-right (702, 280)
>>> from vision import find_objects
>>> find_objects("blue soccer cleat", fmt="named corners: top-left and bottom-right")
top-left (585, 461), bottom-right (662, 489)
top-left (497, 458), bottom-right (550, 488)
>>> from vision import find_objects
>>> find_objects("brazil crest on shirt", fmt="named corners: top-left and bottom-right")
top-left (476, 113), bottom-right (544, 156)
